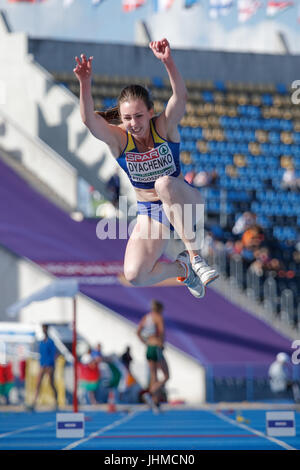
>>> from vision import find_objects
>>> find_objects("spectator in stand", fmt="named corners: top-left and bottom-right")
top-left (290, 250), bottom-right (300, 274)
top-left (0, 362), bottom-right (14, 405)
top-left (79, 346), bottom-right (101, 405)
top-left (208, 170), bottom-right (218, 187)
top-left (193, 170), bottom-right (219, 188)
top-left (107, 169), bottom-right (121, 208)
top-left (91, 343), bottom-right (102, 363)
top-left (266, 257), bottom-right (284, 277)
top-left (120, 346), bottom-right (133, 370)
top-left (192, 171), bottom-right (209, 187)
top-left (249, 247), bottom-right (271, 277)
top-left (183, 170), bottom-right (195, 185)
top-left (242, 224), bottom-right (264, 251)
top-left (281, 165), bottom-right (300, 191)
top-left (269, 352), bottom-right (300, 403)
top-left (31, 324), bottom-right (58, 410)
top-left (232, 211), bottom-right (257, 237)
top-left (118, 346), bottom-right (144, 404)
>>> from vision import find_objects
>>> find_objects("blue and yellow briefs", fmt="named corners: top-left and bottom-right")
top-left (137, 200), bottom-right (174, 231)
top-left (136, 179), bottom-right (195, 231)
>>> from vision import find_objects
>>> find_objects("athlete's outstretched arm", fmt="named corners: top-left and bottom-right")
top-left (73, 54), bottom-right (121, 151)
top-left (149, 39), bottom-right (187, 133)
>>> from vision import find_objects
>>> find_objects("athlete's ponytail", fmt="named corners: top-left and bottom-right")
top-left (95, 107), bottom-right (121, 124)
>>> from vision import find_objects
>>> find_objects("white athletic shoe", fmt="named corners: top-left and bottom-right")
top-left (143, 392), bottom-right (155, 409)
top-left (192, 255), bottom-right (219, 286)
top-left (176, 251), bottom-right (205, 299)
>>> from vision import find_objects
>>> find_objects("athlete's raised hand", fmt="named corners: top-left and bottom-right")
top-left (73, 54), bottom-right (93, 83)
top-left (149, 38), bottom-right (171, 64)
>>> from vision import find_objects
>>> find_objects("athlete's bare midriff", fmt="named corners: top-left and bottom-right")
top-left (147, 336), bottom-right (163, 347)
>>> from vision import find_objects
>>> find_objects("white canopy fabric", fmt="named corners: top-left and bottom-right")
top-left (6, 279), bottom-right (79, 318)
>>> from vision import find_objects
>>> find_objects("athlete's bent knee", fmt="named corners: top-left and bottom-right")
top-left (124, 266), bottom-right (148, 286)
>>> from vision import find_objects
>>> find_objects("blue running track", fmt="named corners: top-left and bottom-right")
top-left (0, 408), bottom-right (299, 450)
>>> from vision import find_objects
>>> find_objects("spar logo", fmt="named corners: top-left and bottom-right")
top-left (126, 149), bottom-right (159, 162)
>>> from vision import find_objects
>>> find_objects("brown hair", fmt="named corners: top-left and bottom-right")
top-left (151, 299), bottom-right (164, 313)
top-left (96, 84), bottom-right (153, 124)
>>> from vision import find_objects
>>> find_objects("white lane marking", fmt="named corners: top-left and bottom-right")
top-left (0, 421), bottom-right (54, 439)
top-left (210, 410), bottom-right (297, 451)
top-left (62, 411), bottom-right (142, 450)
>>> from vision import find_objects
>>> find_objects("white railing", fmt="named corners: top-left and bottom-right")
top-left (212, 242), bottom-right (299, 331)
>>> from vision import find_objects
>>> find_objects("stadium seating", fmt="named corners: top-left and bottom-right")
top-left (51, 72), bottom-right (300, 246)
top-left (52, 72), bottom-right (299, 243)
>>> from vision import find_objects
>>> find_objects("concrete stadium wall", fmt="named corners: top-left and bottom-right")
top-left (0, 248), bottom-right (206, 404)
top-left (0, 247), bottom-right (19, 322)
top-left (0, 19), bottom-right (115, 202)
top-left (0, 109), bottom-right (77, 209)
top-left (28, 38), bottom-right (300, 86)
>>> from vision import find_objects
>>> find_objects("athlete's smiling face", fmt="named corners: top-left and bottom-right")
top-left (120, 99), bottom-right (154, 139)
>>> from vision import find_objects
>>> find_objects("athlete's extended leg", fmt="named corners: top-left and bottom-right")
top-left (154, 176), bottom-right (219, 286)
top-left (124, 214), bottom-right (205, 297)
top-left (150, 357), bottom-right (169, 405)
top-left (48, 367), bottom-right (58, 406)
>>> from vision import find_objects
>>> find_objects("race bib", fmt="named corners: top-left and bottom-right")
top-left (125, 143), bottom-right (177, 183)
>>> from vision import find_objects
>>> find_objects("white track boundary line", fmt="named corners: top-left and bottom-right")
top-left (210, 410), bottom-right (297, 450)
top-left (0, 421), bottom-right (54, 439)
top-left (62, 410), bottom-right (142, 450)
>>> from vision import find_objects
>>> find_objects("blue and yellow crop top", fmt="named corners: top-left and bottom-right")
top-left (116, 118), bottom-right (181, 189)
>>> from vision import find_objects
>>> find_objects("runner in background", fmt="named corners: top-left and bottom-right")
top-left (137, 299), bottom-right (169, 412)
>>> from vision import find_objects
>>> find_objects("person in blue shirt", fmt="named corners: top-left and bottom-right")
top-left (31, 324), bottom-right (58, 410)
top-left (91, 343), bottom-right (103, 362)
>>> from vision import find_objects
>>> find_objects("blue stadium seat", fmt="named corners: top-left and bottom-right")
top-left (276, 83), bottom-right (287, 94)
top-left (152, 76), bottom-right (164, 88)
top-left (245, 130), bottom-right (256, 141)
top-left (273, 226), bottom-right (298, 241)
top-left (224, 130), bottom-right (234, 141)
top-left (192, 128), bottom-right (203, 139)
top-left (279, 119), bottom-right (293, 131)
top-left (293, 133), bottom-right (300, 145)
top-left (103, 97), bottom-right (117, 108)
top-left (268, 131), bottom-right (280, 144)
top-left (214, 80), bottom-right (226, 91)
top-left (237, 105), bottom-right (261, 117)
top-left (182, 164), bottom-right (194, 174)
top-left (290, 145), bottom-right (300, 157)
top-left (257, 216), bottom-right (271, 228)
top-left (262, 94), bottom-right (273, 106)
top-left (202, 91), bottom-right (214, 103)
top-left (179, 127), bottom-right (192, 138)
top-left (207, 188), bottom-right (220, 199)
top-left (220, 116), bottom-right (229, 127)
